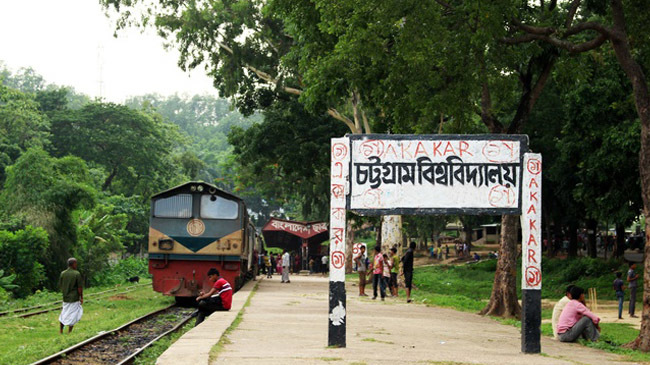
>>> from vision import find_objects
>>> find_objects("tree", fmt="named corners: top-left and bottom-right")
top-left (0, 226), bottom-right (49, 298)
top-left (0, 84), bottom-right (51, 183)
top-left (0, 148), bottom-right (95, 289)
top-left (504, 0), bottom-right (650, 348)
top-left (49, 102), bottom-right (181, 195)
top-left (228, 97), bottom-right (348, 220)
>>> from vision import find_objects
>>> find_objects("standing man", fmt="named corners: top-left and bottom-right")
top-left (627, 262), bottom-right (639, 318)
top-left (59, 257), bottom-right (83, 334)
top-left (390, 247), bottom-right (399, 297)
top-left (195, 268), bottom-right (232, 326)
top-left (367, 245), bottom-right (386, 301)
top-left (321, 254), bottom-right (328, 275)
top-left (354, 245), bottom-right (367, 296)
top-left (282, 249), bottom-right (291, 283)
top-left (401, 241), bottom-right (415, 303)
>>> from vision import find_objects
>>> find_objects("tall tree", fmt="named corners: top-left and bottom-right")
top-left (49, 102), bottom-right (182, 196)
top-left (504, 0), bottom-right (650, 349)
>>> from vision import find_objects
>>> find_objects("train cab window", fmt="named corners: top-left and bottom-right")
top-left (200, 195), bottom-right (239, 219)
top-left (154, 194), bottom-right (193, 218)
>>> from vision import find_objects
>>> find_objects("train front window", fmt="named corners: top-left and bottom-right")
top-left (200, 195), bottom-right (239, 219)
top-left (154, 194), bottom-right (192, 218)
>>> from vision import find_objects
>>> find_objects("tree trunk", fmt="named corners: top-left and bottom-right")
top-left (615, 223), bottom-right (625, 258)
top-left (608, 0), bottom-right (650, 350)
top-left (586, 219), bottom-right (598, 258)
top-left (568, 221), bottom-right (578, 258)
top-left (480, 215), bottom-right (522, 318)
top-left (381, 215), bottom-right (403, 252)
top-left (345, 219), bottom-right (355, 274)
top-left (102, 167), bottom-right (118, 191)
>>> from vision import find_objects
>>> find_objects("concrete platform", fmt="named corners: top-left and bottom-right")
top-left (156, 278), bottom-right (259, 365)
top-left (209, 275), bottom-right (628, 365)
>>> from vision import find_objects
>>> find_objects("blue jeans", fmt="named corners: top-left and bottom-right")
top-left (617, 291), bottom-right (624, 318)
top-left (372, 274), bottom-right (386, 299)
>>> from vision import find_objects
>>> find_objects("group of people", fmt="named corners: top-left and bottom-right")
top-left (550, 262), bottom-right (640, 343)
top-left (261, 250), bottom-right (292, 283)
top-left (353, 241), bottom-right (416, 303)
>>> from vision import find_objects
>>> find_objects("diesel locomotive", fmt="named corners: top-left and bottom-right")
top-left (148, 182), bottom-right (260, 301)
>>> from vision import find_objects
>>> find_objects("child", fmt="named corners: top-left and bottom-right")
top-left (613, 271), bottom-right (625, 319)
top-left (382, 253), bottom-right (392, 297)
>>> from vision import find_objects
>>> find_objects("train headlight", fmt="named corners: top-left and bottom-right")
top-left (191, 186), bottom-right (197, 192)
top-left (197, 185), bottom-right (204, 192)
top-left (159, 239), bottom-right (174, 250)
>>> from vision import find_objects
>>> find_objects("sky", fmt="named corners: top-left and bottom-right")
top-left (0, 0), bottom-right (217, 102)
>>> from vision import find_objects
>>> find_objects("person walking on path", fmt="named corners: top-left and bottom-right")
top-left (276, 253), bottom-right (283, 276)
top-left (401, 241), bottom-right (415, 303)
top-left (614, 272), bottom-right (626, 319)
top-left (382, 253), bottom-right (392, 295)
top-left (265, 251), bottom-right (273, 278)
top-left (390, 247), bottom-right (399, 297)
top-left (195, 268), bottom-right (232, 326)
top-left (367, 245), bottom-right (386, 301)
top-left (321, 254), bottom-right (328, 275)
top-left (557, 286), bottom-right (601, 342)
top-left (551, 285), bottom-right (574, 340)
top-left (59, 257), bottom-right (83, 334)
top-left (282, 250), bottom-right (291, 283)
top-left (627, 262), bottom-right (639, 318)
top-left (354, 245), bottom-right (368, 296)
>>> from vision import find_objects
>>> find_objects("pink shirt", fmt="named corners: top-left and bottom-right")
top-left (557, 300), bottom-right (600, 334)
top-left (372, 253), bottom-right (384, 275)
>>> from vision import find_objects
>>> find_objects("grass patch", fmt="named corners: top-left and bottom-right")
top-left (133, 320), bottom-right (194, 365)
top-left (375, 256), bottom-right (648, 362)
top-left (317, 357), bottom-right (343, 361)
top-left (361, 337), bottom-right (394, 344)
top-left (0, 284), bottom-right (172, 365)
top-left (208, 282), bottom-right (259, 362)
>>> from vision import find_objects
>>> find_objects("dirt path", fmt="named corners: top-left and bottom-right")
top-left (211, 275), bottom-right (629, 365)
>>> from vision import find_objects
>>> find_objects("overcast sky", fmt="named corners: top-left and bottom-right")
top-left (0, 0), bottom-right (217, 102)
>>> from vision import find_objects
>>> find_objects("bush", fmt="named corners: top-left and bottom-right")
top-left (0, 226), bottom-right (49, 298)
top-left (89, 257), bottom-right (150, 286)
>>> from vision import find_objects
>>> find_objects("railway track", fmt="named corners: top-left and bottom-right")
top-left (30, 304), bottom-right (194, 365)
top-left (0, 282), bottom-right (151, 319)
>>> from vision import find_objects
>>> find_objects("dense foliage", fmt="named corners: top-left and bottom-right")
top-left (0, 65), bottom-right (259, 298)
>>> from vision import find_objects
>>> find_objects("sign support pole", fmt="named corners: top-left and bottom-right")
top-left (521, 153), bottom-right (542, 353)
top-left (328, 137), bottom-right (350, 347)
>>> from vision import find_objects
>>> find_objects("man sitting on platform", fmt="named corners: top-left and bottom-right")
top-left (195, 268), bottom-right (232, 326)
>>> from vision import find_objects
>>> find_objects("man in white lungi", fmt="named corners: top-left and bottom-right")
top-left (59, 257), bottom-right (83, 333)
top-left (281, 250), bottom-right (291, 283)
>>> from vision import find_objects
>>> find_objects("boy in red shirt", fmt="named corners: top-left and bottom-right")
top-left (195, 268), bottom-right (232, 326)
top-left (367, 246), bottom-right (386, 301)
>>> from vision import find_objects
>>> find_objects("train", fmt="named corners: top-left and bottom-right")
top-left (148, 181), bottom-right (260, 302)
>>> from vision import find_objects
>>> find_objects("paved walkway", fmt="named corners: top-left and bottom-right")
top-left (211, 275), bottom-right (629, 365)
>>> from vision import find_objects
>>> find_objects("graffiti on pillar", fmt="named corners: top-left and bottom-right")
top-left (521, 154), bottom-right (542, 290)
top-left (329, 137), bottom-right (350, 283)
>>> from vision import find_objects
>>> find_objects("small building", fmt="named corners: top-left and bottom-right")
top-left (261, 218), bottom-right (328, 270)
top-left (473, 223), bottom-right (501, 244)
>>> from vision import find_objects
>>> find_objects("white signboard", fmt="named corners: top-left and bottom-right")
top-left (329, 137), bottom-right (350, 283)
top-left (521, 153), bottom-right (542, 290)
top-left (348, 135), bottom-right (528, 215)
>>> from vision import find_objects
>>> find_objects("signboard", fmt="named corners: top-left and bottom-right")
top-left (262, 218), bottom-right (328, 239)
top-left (348, 134), bottom-right (528, 215)
top-left (521, 153), bottom-right (542, 290)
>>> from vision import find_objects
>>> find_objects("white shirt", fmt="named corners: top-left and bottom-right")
top-left (551, 295), bottom-right (571, 339)
top-left (282, 252), bottom-right (290, 266)
top-left (322, 255), bottom-right (328, 265)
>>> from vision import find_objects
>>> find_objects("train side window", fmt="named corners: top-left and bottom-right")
top-left (200, 195), bottom-right (239, 219)
top-left (154, 194), bottom-right (193, 218)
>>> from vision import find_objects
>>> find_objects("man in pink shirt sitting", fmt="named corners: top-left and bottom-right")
top-left (557, 286), bottom-right (600, 342)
